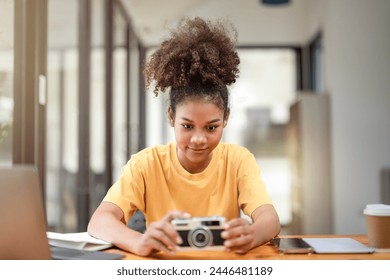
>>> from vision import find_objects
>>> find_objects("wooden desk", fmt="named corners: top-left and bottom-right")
top-left (105, 235), bottom-right (390, 260)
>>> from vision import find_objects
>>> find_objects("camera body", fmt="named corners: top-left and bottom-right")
top-left (172, 216), bottom-right (226, 249)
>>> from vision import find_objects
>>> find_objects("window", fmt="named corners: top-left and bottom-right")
top-left (225, 48), bottom-right (298, 227)
top-left (309, 33), bottom-right (324, 92)
top-left (0, 0), bottom-right (14, 167)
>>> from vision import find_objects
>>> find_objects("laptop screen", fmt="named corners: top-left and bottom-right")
top-left (0, 165), bottom-right (51, 260)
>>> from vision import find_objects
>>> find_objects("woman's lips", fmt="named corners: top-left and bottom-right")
top-left (187, 147), bottom-right (208, 152)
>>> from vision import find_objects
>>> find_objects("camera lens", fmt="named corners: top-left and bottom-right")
top-left (188, 227), bottom-right (213, 248)
top-left (195, 232), bottom-right (206, 243)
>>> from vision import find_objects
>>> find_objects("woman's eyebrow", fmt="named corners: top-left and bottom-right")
top-left (180, 117), bottom-right (193, 122)
top-left (207, 119), bottom-right (222, 124)
top-left (180, 117), bottom-right (222, 124)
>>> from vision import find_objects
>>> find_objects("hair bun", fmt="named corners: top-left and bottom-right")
top-left (144, 17), bottom-right (240, 96)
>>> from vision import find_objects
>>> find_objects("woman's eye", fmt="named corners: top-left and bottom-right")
top-left (182, 124), bottom-right (193, 129)
top-left (207, 126), bottom-right (217, 131)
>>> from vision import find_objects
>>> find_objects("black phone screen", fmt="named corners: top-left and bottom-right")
top-left (271, 238), bottom-right (313, 254)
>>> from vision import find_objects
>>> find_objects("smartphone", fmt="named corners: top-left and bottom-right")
top-left (271, 238), bottom-right (313, 254)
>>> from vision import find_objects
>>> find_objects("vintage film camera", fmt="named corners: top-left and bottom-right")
top-left (171, 216), bottom-right (226, 249)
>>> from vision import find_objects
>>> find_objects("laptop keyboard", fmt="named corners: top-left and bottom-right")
top-left (50, 246), bottom-right (124, 260)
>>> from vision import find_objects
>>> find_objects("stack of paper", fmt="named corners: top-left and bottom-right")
top-left (47, 232), bottom-right (113, 251)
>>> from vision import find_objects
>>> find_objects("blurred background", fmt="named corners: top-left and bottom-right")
top-left (0, 0), bottom-right (389, 236)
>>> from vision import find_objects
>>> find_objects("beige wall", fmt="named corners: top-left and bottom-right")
top-left (305, 0), bottom-right (390, 234)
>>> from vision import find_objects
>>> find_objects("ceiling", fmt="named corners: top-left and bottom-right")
top-left (121, 0), bottom-right (308, 47)
top-left (47, 0), bottom-right (308, 49)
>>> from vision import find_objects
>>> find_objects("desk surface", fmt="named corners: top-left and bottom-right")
top-left (104, 235), bottom-right (390, 260)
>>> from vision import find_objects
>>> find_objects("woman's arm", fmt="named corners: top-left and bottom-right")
top-left (221, 204), bottom-right (280, 253)
top-left (88, 202), bottom-right (190, 256)
top-left (87, 202), bottom-right (142, 253)
top-left (250, 204), bottom-right (281, 246)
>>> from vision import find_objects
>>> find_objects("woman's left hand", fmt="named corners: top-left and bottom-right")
top-left (221, 218), bottom-right (255, 254)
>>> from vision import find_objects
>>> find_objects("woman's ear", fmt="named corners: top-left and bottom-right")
top-left (223, 110), bottom-right (230, 128)
top-left (168, 106), bottom-right (175, 127)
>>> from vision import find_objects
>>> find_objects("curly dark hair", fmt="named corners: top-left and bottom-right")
top-left (143, 17), bottom-right (240, 118)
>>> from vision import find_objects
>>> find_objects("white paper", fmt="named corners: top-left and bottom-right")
top-left (47, 232), bottom-right (112, 251)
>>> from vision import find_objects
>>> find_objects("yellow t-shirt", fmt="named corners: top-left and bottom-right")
top-left (103, 142), bottom-right (273, 225)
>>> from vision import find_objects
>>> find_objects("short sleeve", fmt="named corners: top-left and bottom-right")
top-left (236, 149), bottom-right (273, 217)
top-left (103, 157), bottom-right (146, 223)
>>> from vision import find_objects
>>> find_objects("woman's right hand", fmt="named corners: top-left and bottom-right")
top-left (132, 210), bottom-right (191, 256)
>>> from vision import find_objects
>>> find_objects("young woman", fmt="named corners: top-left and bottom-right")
top-left (88, 17), bottom-right (280, 257)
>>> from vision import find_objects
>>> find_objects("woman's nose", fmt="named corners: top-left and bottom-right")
top-left (190, 132), bottom-right (207, 144)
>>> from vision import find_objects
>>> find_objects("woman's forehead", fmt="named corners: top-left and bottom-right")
top-left (175, 99), bottom-right (224, 120)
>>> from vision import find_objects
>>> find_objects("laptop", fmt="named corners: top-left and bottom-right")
top-left (302, 237), bottom-right (374, 254)
top-left (0, 165), bottom-right (124, 260)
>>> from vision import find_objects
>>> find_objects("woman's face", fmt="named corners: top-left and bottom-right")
top-left (169, 99), bottom-right (228, 174)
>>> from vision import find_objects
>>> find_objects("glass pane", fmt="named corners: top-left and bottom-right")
top-left (89, 0), bottom-right (106, 213)
top-left (145, 48), bottom-right (174, 147)
top-left (46, 0), bottom-right (79, 232)
top-left (112, 47), bottom-right (127, 180)
top-left (0, 0), bottom-right (14, 167)
top-left (112, 6), bottom-right (128, 181)
top-left (225, 49), bottom-right (297, 227)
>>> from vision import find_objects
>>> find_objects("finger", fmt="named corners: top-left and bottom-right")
top-left (146, 226), bottom-right (180, 252)
top-left (162, 210), bottom-right (191, 245)
top-left (230, 246), bottom-right (251, 254)
top-left (144, 230), bottom-right (177, 253)
top-left (143, 235), bottom-right (177, 255)
top-left (229, 236), bottom-right (253, 254)
top-left (222, 222), bottom-right (253, 251)
top-left (224, 240), bottom-right (252, 254)
top-left (163, 211), bottom-right (191, 244)
top-left (160, 219), bottom-right (184, 244)
top-left (224, 217), bottom-right (249, 229)
top-left (164, 210), bottom-right (191, 222)
top-left (222, 224), bottom-right (252, 240)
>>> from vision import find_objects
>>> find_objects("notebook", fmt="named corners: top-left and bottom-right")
top-left (0, 165), bottom-right (124, 260)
